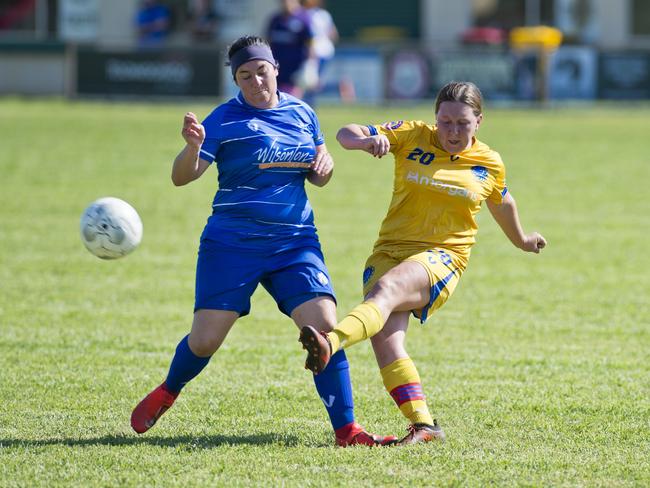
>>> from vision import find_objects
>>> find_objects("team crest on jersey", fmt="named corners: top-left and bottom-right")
top-left (317, 272), bottom-right (329, 286)
top-left (382, 120), bottom-right (403, 130)
top-left (362, 265), bottom-right (375, 285)
top-left (471, 165), bottom-right (489, 182)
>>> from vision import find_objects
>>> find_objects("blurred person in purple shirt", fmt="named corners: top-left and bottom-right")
top-left (266, 0), bottom-right (315, 98)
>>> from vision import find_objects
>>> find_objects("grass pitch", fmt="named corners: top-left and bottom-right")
top-left (0, 98), bottom-right (649, 487)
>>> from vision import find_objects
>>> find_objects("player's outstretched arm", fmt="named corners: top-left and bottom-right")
top-left (336, 124), bottom-right (390, 158)
top-left (486, 192), bottom-right (547, 254)
top-left (171, 112), bottom-right (210, 186)
top-left (307, 143), bottom-right (334, 187)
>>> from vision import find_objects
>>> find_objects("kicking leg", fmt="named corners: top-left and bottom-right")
top-left (292, 296), bottom-right (396, 446)
top-left (324, 261), bottom-right (431, 356)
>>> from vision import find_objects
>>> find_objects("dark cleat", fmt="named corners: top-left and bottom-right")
top-left (298, 325), bottom-right (332, 374)
top-left (396, 420), bottom-right (446, 445)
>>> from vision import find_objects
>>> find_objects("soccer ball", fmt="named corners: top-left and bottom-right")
top-left (80, 197), bottom-right (143, 259)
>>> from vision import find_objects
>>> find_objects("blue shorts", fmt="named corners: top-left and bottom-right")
top-left (194, 239), bottom-right (336, 317)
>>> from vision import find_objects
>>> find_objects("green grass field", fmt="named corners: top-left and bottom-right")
top-left (1, 98), bottom-right (649, 487)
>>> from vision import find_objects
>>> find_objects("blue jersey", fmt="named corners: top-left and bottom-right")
top-left (198, 91), bottom-right (324, 251)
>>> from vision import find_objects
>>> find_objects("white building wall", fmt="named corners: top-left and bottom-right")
top-left (0, 54), bottom-right (66, 94)
top-left (421, 0), bottom-right (472, 47)
top-left (591, 0), bottom-right (629, 49)
top-left (97, 1), bottom-right (137, 47)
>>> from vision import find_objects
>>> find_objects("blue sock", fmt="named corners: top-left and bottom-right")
top-left (164, 335), bottom-right (211, 394)
top-left (313, 350), bottom-right (355, 430)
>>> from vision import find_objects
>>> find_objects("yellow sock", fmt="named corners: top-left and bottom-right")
top-left (380, 357), bottom-right (434, 426)
top-left (326, 301), bottom-right (384, 353)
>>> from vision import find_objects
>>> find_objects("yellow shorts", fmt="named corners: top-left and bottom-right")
top-left (362, 248), bottom-right (463, 323)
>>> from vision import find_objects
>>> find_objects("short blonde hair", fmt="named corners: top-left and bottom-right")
top-left (435, 81), bottom-right (483, 116)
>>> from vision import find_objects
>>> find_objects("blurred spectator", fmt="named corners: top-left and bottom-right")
top-left (188, 0), bottom-right (218, 43)
top-left (301, 0), bottom-right (337, 71)
top-left (266, 0), bottom-right (315, 98)
top-left (301, 0), bottom-right (338, 105)
top-left (136, 0), bottom-right (171, 46)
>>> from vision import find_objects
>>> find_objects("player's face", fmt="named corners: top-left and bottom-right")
top-left (435, 101), bottom-right (482, 154)
top-left (235, 60), bottom-right (279, 109)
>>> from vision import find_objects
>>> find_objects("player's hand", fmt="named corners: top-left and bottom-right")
top-left (182, 112), bottom-right (205, 148)
top-left (363, 135), bottom-right (390, 158)
top-left (311, 149), bottom-right (334, 177)
top-left (521, 232), bottom-right (547, 254)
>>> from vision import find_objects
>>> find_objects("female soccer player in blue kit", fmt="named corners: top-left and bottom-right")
top-left (131, 35), bottom-right (395, 447)
top-left (300, 81), bottom-right (547, 445)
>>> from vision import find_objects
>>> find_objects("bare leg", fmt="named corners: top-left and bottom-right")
top-left (188, 309), bottom-right (239, 356)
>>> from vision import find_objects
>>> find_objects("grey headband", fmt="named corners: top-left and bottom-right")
top-left (230, 44), bottom-right (277, 77)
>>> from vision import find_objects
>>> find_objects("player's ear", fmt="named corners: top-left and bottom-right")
top-left (476, 113), bottom-right (483, 130)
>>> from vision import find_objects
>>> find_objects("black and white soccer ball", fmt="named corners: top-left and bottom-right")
top-left (80, 197), bottom-right (143, 259)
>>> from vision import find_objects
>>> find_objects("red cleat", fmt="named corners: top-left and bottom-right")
top-left (131, 383), bottom-right (178, 434)
top-left (335, 422), bottom-right (397, 447)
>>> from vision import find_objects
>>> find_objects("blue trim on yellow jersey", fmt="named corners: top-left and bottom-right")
top-left (367, 125), bottom-right (378, 136)
top-left (420, 268), bottom-right (458, 322)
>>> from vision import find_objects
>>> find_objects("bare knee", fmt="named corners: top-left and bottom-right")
top-left (188, 331), bottom-right (221, 357)
top-left (291, 296), bottom-right (337, 332)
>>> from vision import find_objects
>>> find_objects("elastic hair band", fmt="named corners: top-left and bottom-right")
top-left (229, 44), bottom-right (277, 77)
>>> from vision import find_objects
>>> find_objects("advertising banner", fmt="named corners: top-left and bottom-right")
top-left (58, 0), bottom-right (99, 42)
top-left (598, 52), bottom-right (650, 99)
top-left (431, 50), bottom-right (516, 100)
top-left (549, 46), bottom-right (598, 99)
top-left (77, 48), bottom-right (221, 97)
top-left (386, 50), bottom-right (430, 99)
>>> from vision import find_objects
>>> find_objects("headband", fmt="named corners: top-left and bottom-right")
top-left (230, 44), bottom-right (277, 77)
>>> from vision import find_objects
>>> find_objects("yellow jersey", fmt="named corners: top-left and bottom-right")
top-left (368, 120), bottom-right (507, 269)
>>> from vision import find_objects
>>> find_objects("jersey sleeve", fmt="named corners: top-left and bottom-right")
top-left (487, 152), bottom-right (508, 204)
top-left (366, 120), bottom-right (420, 153)
top-left (308, 106), bottom-right (325, 146)
top-left (199, 108), bottom-right (224, 164)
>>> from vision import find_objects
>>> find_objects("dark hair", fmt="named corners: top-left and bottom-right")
top-left (435, 81), bottom-right (483, 116)
top-left (226, 35), bottom-right (270, 64)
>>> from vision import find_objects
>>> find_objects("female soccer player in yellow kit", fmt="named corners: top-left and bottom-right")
top-left (300, 81), bottom-right (547, 445)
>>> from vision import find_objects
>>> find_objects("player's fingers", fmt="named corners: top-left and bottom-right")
top-left (320, 159), bottom-right (333, 174)
top-left (316, 154), bottom-right (332, 174)
top-left (311, 152), bottom-right (323, 169)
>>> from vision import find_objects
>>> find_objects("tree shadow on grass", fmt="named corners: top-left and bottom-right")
top-left (0, 432), bottom-right (299, 449)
